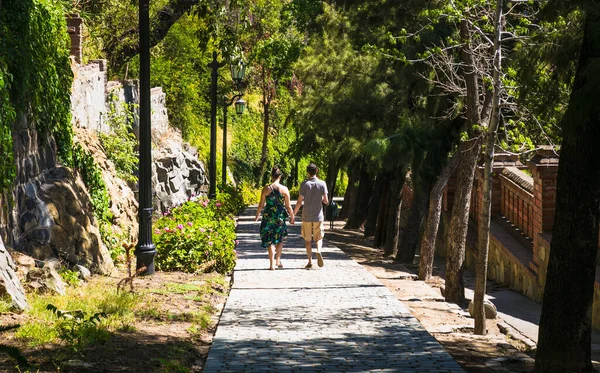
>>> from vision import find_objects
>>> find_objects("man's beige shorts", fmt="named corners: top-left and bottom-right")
top-left (301, 221), bottom-right (325, 242)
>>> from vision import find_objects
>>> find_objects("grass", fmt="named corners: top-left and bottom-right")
top-left (13, 277), bottom-right (141, 346)
top-left (0, 297), bottom-right (13, 314)
top-left (1, 270), bottom-right (230, 372)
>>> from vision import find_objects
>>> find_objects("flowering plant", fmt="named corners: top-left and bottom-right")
top-left (153, 195), bottom-right (238, 273)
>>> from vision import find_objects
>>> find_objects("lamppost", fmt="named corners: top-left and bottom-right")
top-left (221, 94), bottom-right (246, 187)
top-left (221, 60), bottom-right (247, 186)
top-left (208, 55), bottom-right (247, 197)
top-left (208, 52), bottom-right (226, 200)
top-left (135, 0), bottom-right (156, 274)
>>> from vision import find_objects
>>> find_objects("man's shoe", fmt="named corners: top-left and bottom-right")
top-left (316, 252), bottom-right (324, 267)
top-left (304, 263), bottom-right (313, 269)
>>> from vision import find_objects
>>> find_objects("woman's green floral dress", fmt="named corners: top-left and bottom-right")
top-left (260, 187), bottom-right (288, 247)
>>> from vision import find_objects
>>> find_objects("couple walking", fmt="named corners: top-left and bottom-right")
top-left (253, 162), bottom-right (328, 270)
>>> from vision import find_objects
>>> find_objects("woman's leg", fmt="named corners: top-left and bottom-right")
top-left (275, 241), bottom-right (283, 267)
top-left (267, 245), bottom-right (274, 270)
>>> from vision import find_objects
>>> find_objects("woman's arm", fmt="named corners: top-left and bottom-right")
top-left (282, 187), bottom-right (294, 220)
top-left (254, 186), bottom-right (269, 221)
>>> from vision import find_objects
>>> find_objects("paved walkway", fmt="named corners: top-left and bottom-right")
top-left (203, 207), bottom-right (464, 372)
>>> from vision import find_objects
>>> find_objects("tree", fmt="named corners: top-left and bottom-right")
top-left (473, 0), bottom-right (503, 336)
top-left (535, 4), bottom-right (600, 371)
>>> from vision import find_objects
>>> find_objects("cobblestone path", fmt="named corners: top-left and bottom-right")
top-left (203, 207), bottom-right (464, 372)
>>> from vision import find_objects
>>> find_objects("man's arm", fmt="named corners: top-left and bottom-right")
top-left (291, 195), bottom-right (304, 224)
top-left (322, 193), bottom-right (329, 205)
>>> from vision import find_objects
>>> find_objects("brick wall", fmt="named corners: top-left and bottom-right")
top-left (66, 14), bottom-right (83, 64)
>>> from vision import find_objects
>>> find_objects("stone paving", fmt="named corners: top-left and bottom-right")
top-left (203, 207), bottom-right (465, 372)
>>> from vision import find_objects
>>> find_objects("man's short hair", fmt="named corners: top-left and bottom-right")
top-left (307, 162), bottom-right (318, 176)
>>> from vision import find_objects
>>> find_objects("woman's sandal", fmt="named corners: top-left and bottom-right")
top-left (277, 263), bottom-right (283, 268)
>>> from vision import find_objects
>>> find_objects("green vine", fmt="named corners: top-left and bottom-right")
top-left (0, 60), bottom-right (15, 192)
top-left (0, 0), bottom-right (74, 168)
top-left (72, 144), bottom-right (112, 223)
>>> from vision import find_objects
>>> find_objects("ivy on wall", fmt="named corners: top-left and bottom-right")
top-left (0, 60), bottom-right (15, 192)
top-left (0, 0), bottom-right (74, 167)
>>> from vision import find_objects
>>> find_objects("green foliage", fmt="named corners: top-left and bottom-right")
top-left (58, 268), bottom-right (81, 287)
top-left (46, 304), bottom-right (108, 352)
top-left (153, 196), bottom-right (238, 274)
top-left (0, 61), bottom-right (15, 192)
top-left (72, 144), bottom-right (112, 223)
top-left (218, 183), bottom-right (260, 213)
top-left (0, 0), bottom-right (74, 165)
top-left (99, 100), bottom-right (139, 183)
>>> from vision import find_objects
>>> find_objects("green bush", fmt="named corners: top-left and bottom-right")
top-left (289, 185), bottom-right (300, 200)
top-left (218, 183), bottom-right (260, 214)
top-left (154, 196), bottom-right (238, 274)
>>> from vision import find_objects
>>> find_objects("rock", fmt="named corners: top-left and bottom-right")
top-left (0, 238), bottom-right (29, 311)
top-left (74, 264), bottom-right (91, 281)
top-left (25, 266), bottom-right (67, 295)
top-left (43, 258), bottom-right (63, 271)
top-left (468, 299), bottom-right (498, 319)
top-left (152, 134), bottom-right (209, 214)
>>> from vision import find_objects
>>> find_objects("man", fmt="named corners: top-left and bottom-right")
top-left (291, 162), bottom-right (328, 269)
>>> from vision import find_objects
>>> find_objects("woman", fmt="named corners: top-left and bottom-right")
top-left (254, 166), bottom-right (295, 270)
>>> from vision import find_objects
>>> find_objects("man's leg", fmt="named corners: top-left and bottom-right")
top-left (305, 240), bottom-right (313, 268)
top-left (315, 239), bottom-right (324, 267)
top-left (314, 222), bottom-right (325, 267)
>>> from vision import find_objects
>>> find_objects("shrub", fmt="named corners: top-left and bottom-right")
top-left (289, 185), bottom-right (300, 200)
top-left (218, 183), bottom-right (260, 214)
top-left (154, 196), bottom-right (238, 274)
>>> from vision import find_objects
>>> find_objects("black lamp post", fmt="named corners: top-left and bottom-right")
top-left (221, 94), bottom-right (246, 187)
top-left (209, 55), bottom-right (247, 196)
top-left (208, 52), bottom-right (226, 200)
top-left (135, 0), bottom-right (156, 274)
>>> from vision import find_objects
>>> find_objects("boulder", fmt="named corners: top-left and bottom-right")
top-left (74, 264), bottom-right (91, 281)
top-left (468, 299), bottom-right (498, 319)
top-left (152, 138), bottom-right (208, 214)
top-left (0, 238), bottom-right (29, 311)
top-left (15, 166), bottom-right (114, 275)
top-left (25, 266), bottom-right (67, 295)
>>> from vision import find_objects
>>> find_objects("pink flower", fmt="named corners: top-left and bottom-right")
top-left (154, 229), bottom-right (161, 234)
top-left (200, 228), bottom-right (206, 233)
top-left (177, 224), bottom-right (184, 230)
top-left (164, 227), bottom-right (171, 232)
top-left (208, 241), bottom-right (213, 246)
top-left (216, 202), bottom-right (222, 207)
top-left (187, 222), bottom-right (193, 227)
top-left (235, 240), bottom-right (239, 245)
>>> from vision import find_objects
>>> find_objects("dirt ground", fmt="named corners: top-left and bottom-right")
top-left (0, 271), bottom-right (230, 373)
top-left (325, 223), bottom-right (537, 373)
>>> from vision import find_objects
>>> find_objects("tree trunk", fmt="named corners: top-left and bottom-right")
top-left (325, 156), bottom-right (340, 199)
top-left (345, 162), bottom-right (374, 229)
top-left (396, 175), bottom-right (432, 263)
top-left (383, 171), bottom-right (406, 256)
top-left (364, 173), bottom-right (386, 238)
top-left (339, 160), bottom-right (360, 220)
top-left (445, 137), bottom-right (481, 304)
top-left (373, 181), bottom-right (390, 248)
top-left (418, 154), bottom-right (460, 280)
top-left (474, 0), bottom-right (503, 336)
top-left (535, 8), bottom-right (600, 372)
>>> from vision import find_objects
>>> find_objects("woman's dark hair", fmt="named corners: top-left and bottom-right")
top-left (271, 166), bottom-right (282, 179)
